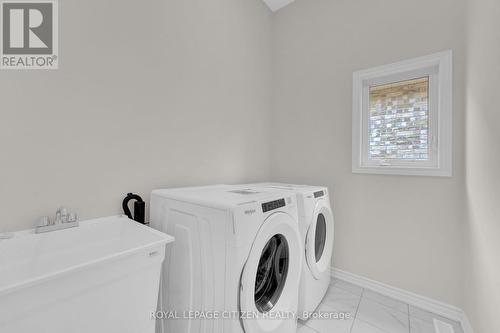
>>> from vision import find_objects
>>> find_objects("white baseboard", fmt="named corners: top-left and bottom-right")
top-left (331, 267), bottom-right (474, 333)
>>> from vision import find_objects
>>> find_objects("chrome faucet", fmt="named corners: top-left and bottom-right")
top-left (36, 207), bottom-right (79, 234)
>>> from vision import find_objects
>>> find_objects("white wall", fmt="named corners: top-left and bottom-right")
top-left (464, 0), bottom-right (500, 330)
top-left (0, 0), bottom-right (272, 231)
top-left (271, 0), bottom-right (466, 306)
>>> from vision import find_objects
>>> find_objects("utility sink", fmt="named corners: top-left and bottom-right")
top-left (0, 215), bottom-right (174, 333)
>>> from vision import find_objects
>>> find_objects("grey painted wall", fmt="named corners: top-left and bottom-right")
top-left (464, 0), bottom-right (500, 330)
top-left (270, 0), bottom-right (466, 307)
top-left (0, 0), bottom-right (272, 231)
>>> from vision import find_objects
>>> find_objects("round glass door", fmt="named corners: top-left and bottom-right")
top-left (314, 214), bottom-right (327, 262)
top-left (254, 234), bottom-right (289, 313)
top-left (306, 200), bottom-right (334, 279)
top-left (239, 212), bottom-right (302, 333)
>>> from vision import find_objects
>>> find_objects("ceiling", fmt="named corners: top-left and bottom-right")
top-left (262, 0), bottom-right (295, 12)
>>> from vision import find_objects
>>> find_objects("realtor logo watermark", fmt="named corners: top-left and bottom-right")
top-left (1, 0), bottom-right (58, 69)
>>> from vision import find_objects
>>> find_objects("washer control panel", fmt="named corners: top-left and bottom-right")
top-left (261, 198), bottom-right (286, 213)
top-left (313, 190), bottom-right (325, 198)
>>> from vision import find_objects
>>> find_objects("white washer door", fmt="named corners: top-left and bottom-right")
top-left (305, 199), bottom-right (334, 279)
top-left (240, 212), bottom-right (301, 333)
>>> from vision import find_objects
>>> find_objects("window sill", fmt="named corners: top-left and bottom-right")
top-left (352, 165), bottom-right (452, 177)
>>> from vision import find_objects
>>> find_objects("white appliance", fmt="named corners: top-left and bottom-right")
top-left (244, 183), bottom-right (334, 319)
top-left (150, 185), bottom-right (302, 333)
top-left (0, 216), bottom-right (174, 333)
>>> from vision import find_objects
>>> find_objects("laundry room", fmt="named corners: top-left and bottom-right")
top-left (0, 0), bottom-right (498, 332)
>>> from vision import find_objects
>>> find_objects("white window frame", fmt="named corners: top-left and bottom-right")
top-left (352, 51), bottom-right (453, 177)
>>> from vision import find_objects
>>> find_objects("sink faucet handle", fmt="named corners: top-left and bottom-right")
top-left (67, 212), bottom-right (78, 223)
top-left (60, 207), bottom-right (68, 223)
top-left (37, 216), bottom-right (51, 227)
top-left (55, 206), bottom-right (69, 224)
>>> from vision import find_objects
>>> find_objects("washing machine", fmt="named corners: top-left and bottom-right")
top-left (243, 183), bottom-right (334, 319)
top-left (149, 185), bottom-right (303, 333)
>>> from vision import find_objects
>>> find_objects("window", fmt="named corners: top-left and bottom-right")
top-left (352, 51), bottom-right (453, 176)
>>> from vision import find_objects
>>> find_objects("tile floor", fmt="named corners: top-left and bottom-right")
top-left (298, 279), bottom-right (464, 333)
